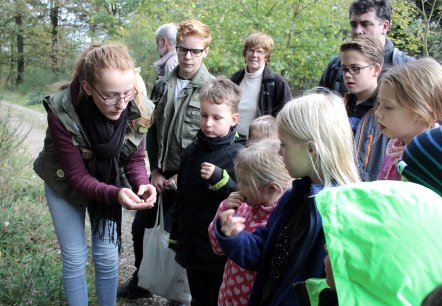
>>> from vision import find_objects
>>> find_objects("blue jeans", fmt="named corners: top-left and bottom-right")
top-left (45, 184), bottom-right (118, 306)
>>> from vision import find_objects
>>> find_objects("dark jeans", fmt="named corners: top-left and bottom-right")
top-left (186, 268), bottom-right (224, 306)
top-left (131, 171), bottom-right (177, 273)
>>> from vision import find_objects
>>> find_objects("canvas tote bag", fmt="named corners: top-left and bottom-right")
top-left (138, 196), bottom-right (191, 304)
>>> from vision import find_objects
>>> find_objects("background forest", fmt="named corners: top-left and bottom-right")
top-left (0, 1), bottom-right (440, 305)
top-left (0, 0), bottom-right (441, 102)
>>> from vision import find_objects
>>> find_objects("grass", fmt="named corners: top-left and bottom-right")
top-left (0, 95), bottom-right (98, 305)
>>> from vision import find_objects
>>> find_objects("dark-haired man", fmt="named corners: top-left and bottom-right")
top-left (320, 0), bottom-right (415, 95)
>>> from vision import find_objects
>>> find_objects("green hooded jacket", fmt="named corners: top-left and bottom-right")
top-left (315, 180), bottom-right (442, 306)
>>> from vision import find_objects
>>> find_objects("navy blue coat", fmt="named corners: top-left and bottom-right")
top-left (215, 177), bottom-right (326, 305)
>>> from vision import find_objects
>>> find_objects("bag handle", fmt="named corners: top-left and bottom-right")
top-left (154, 194), bottom-right (164, 230)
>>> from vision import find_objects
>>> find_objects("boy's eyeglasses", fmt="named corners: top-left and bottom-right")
top-left (339, 65), bottom-right (373, 75)
top-left (176, 46), bottom-right (206, 57)
top-left (91, 85), bottom-right (138, 105)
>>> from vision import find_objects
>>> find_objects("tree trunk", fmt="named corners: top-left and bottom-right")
top-left (50, 2), bottom-right (59, 73)
top-left (15, 14), bottom-right (24, 87)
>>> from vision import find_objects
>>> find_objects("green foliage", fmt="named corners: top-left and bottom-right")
top-left (18, 67), bottom-right (70, 98)
top-left (1, 0), bottom-right (438, 93)
top-left (125, 0), bottom-right (352, 92)
top-left (389, 0), bottom-right (423, 55)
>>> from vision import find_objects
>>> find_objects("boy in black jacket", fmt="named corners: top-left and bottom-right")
top-left (169, 76), bottom-right (245, 306)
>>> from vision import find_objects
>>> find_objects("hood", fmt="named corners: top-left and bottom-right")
top-left (316, 180), bottom-right (442, 305)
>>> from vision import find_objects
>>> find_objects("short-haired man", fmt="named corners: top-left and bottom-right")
top-left (319, 0), bottom-right (415, 95)
top-left (118, 19), bottom-right (214, 300)
top-left (154, 23), bottom-right (178, 77)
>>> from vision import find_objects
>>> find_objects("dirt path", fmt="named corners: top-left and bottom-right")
top-left (0, 101), bottom-right (47, 159)
top-left (0, 100), bottom-right (168, 306)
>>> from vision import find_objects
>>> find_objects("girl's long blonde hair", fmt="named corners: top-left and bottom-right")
top-left (277, 91), bottom-right (360, 187)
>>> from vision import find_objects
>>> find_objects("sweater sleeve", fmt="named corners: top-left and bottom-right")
top-left (208, 200), bottom-right (230, 255)
top-left (122, 138), bottom-right (150, 189)
top-left (47, 109), bottom-right (120, 204)
top-left (214, 216), bottom-right (269, 271)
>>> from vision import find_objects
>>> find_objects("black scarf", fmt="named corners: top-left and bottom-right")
top-left (78, 96), bottom-right (128, 249)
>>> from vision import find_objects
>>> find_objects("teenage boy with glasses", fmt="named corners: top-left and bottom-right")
top-left (118, 19), bottom-right (214, 301)
top-left (340, 36), bottom-right (389, 181)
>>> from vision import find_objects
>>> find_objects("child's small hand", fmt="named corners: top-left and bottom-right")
top-left (219, 209), bottom-right (246, 237)
top-left (201, 162), bottom-right (215, 180)
top-left (226, 191), bottom-right (244, 209)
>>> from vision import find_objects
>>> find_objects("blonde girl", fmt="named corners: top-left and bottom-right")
top-left (213, 91), bottom-right (360, 306)
top-left (208, 139), bottom-right (293, 306)
top-left (375, 57), bottom-right (442, 180)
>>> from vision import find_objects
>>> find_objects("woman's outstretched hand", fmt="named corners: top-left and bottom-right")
top-left (118, 184), bottom-right (156, 210)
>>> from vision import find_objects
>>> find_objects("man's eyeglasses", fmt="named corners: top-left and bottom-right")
top-left (176, 46), bottom-right (206, 57)
top-left (91, 84), bottom-right (138, 106)
top-left (339, 65), bottom-right (373, 76)
top-left (247, 48), bottom-right (266, 56)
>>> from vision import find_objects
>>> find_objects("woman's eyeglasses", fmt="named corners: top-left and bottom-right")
top-left (91, 85), bottom-right (138, 105)
top-left (246, 48), bottom-right (266, 56)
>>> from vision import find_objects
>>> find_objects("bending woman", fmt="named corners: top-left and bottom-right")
top-left (34, 43), bottom-right (156, 306)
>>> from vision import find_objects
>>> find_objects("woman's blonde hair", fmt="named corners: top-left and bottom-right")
top-left (235, 138), bottom-right (292, 199)
top-left (276, 90), bottom-right (360, 187)
top-left (379, 57), bottom-right (442, 127)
